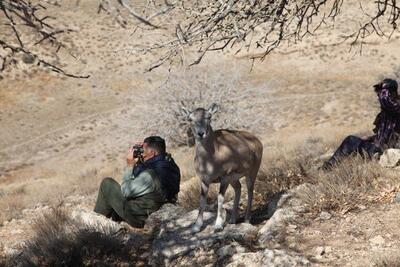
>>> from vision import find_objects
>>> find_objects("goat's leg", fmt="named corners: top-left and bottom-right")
top-left (229, 179), bottom-right (241, 224)
top-left (214, 180), bottom-right (229, 231)
top-left (192, 181), bottom-right (209, 232)
top-left (244, 175), bottom-right (256, 223)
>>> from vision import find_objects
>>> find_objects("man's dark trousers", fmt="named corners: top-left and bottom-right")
top-left (323, 135), bottom-right (382, 169)
top-left (94, 177), bottom-right (147, 228)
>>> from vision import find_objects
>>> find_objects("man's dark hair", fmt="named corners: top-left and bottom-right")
top-left (144, 136), bottom-right (166, 154)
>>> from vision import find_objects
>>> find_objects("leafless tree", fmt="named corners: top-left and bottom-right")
top-left (2, 1), bottom-right (400, 75)
top-left (101, 0), bottom-right (400, 71)
top-left (0, 0), bottom-right (88, 78)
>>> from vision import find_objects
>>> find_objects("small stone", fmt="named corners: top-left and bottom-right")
top-left (218, 242), bottom-right (246, 257)
top-left (358, 205), bottom-right (367, 210)
top-left (325, 246), bottom-right (332, 253)
top-left (369, 235), bottom-right (385, 246)
top-left (10, 229), bottom-right (23, 235)
top-left (319, 211), bottom-right (332, 220)
top-left (287, 224), bottom-right (298, 233)
top-left (315, 246), bottom-right (325, 259)
top-left (22, 53), bottom-right (35, 64)
top-left (395, 192), bottom-right (400, 203)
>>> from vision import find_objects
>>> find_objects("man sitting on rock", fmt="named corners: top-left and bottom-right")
top-left (94, 136), bottom-right (181, 228)
top-left (322, 78), bottom-right (400, 169)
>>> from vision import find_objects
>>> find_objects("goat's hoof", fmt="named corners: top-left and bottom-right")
top-left (214, 224), bottom-right (224, 232)
top-left (191, 224), bottom-right (202, 233)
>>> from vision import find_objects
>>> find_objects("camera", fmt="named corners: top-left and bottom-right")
top-left (132, 144), bottom-right (144, 158)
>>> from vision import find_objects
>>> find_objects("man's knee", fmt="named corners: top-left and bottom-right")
top-left (100, 177), bottom-right (117, 191)
top-left (344, 135), bottom-right (361, 143)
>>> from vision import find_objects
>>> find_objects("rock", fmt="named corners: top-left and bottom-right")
top-left (358, 205), bottom-right (367, 210)
top-left (315, 246), bottom-right (325, 256)
top-left (217, 242), bottom-right (246, 258)
top-left (319, 211), bottom-right (332, 220)
top-left (150, 203), bottom-right (258, 266)
top-left (22, 53), bottom-right (35, 64)
top-left (369, 235), bottom-right (385, 246)
top-left (10, 229), bottom-right (23, 235)
top-left (70, 208), bottom-right (121, 231)
top-left (146, 203), bottom-right (186, 227)
top-left (287, 224), bottom-right (298, 233)
top-left (379, 149), bottom-right (400, 168)
top-left (325, 246), bottom-right (332, 254)
top-left (395, 192), bottom-right (400, 203)
top-left (258, 184), bottom-right (310, 246)
top-left (227, 249), bottom-right (310, 267)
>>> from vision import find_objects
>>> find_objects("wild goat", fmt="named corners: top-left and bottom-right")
top-left (181, 103), bottom-right (263, 232)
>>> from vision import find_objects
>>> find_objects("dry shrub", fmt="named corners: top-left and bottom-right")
top-left (375, 254), bottom-right (400, 267)
top-left (254, 137), bottom-right (328, 202)
top-left (298, 155), bottom-right (398, 214)
top-left (0, 187), bottom-right (26, 225)
top-left (178, 176), bottom-right (234, 211)
top-left (8, 208), bottom-right (138, 267)
top-left (138, 63), bottom-right (270, 147)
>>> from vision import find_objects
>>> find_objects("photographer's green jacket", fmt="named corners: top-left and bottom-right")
top-left (121, 166), bottom-right (166, 223)
top-left (121, 166), bottom-right (158, 198)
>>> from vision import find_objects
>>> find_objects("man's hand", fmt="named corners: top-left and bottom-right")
top-left (126, 147), bottom-right (138, 167)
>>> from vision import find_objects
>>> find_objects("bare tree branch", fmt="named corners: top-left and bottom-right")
top-left (0, 0), bottom-right (89, 78)
top-left (105, 0), bottom-right (400, 71)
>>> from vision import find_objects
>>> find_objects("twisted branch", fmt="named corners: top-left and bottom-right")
top-left (0, 0), bottom-right (89, 78)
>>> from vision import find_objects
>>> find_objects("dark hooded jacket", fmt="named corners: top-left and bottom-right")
top-left (371, 88), bottom-right (400, 149)
top-left (132, 153), bottom-right (181, 202)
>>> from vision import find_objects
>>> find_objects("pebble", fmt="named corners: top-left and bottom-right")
top-left (319, 211), bottom-right (332, 220)
top-left (315, 246), bottom-right (332, 259)
top-left (395, 192), bottom-right (400, 203)
top-left (315, 246), bottom-right (325, 259)
top-left (369, 235), bottom-right (385, 246)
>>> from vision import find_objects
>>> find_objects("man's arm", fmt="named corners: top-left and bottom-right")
top-left (121, 168), bottom-right (155, 199)
top-left (379, 89), bottom-right (400, 113)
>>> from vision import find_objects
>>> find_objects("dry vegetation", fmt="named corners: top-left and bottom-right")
top-left (4, 208), bottom-right (143, 267)
top-left (0, 166), bottom-right (121, 226)
top-left (138, 63), bottom-right (270, 147)
top-left (375, 255), bottom-right (400, 267)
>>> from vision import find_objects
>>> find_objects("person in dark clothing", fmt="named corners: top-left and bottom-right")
top-left (94, 136), bottom-right (181, 227)
top-left (322, 78), bottom-right (400, 169)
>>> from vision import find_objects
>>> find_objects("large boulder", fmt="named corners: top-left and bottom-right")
top-left (379, 149), bottom-right (400, 168)
top-left (148, 204), bottom-right (258, 266)
top-left (258, 184), bottom-right (308, 246)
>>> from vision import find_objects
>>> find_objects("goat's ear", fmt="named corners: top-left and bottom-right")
top-left (208, 103), bottom-right (219, 115)
top-left (181, 106), bottom-right (192, 118)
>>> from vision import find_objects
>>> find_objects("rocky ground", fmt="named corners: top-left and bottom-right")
top-left (1, 0), bottom-right (400, 266)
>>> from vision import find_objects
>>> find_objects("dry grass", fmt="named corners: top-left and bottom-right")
top-left (297, 155), bottom-right (400, 214)
top-left (0, 187), bottom-right (26, 225)
top-left (6, 208), bottom-right (143, 267)
top-left (178, 176), bottom-right (234, 211)
top-left (375, 254), bottom-right (400, 267)
top-left (0, 166), bottom-right (121, 225)
top-left (254, 137), bottom-right (328, 202)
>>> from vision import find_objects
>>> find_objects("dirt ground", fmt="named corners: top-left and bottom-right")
top-left (1, 0), bottom-right (400, 265)
top-left (296, 202), bottom-right (400, 266)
